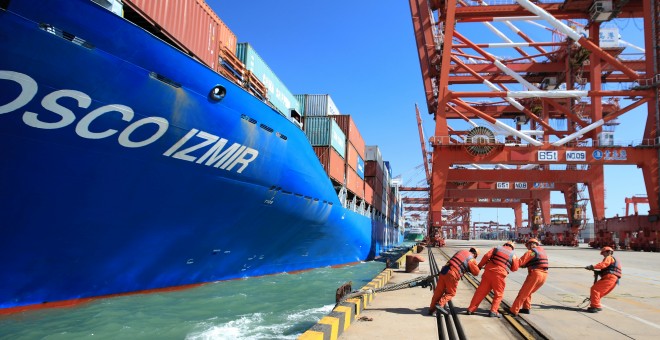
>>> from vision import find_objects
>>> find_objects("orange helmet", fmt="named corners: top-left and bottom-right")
top-left (469, 247), bottom-right (480, 257)
top-left (503, 241), bottom-right (515, 250)
top-left (526, 238), bottom-right (540, 245)
top-left (601, 246), bottom-right (614, 253)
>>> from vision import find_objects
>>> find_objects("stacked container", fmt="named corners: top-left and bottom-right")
top-left (236, 43), bottom-right (301, 121)
top-left (332, 115), bottom-right (365, 199)
top-left (295, 94), bottom-right (340, 116)
top-left (123, 0), bottom-right (236, 71)
top-left (365, 145), bottom-right (384, 214)
top-left (304, 117), bottom-right (346, 183)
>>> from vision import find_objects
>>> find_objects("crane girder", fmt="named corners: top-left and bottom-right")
top-left (409, 0), bottom-right (660, 233)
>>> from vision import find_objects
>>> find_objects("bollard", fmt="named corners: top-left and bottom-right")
top-left (405, 255), bottom-right (425, 273)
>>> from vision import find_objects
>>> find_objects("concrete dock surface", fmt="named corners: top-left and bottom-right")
top-left (339, 239), bottom-right (660, 339)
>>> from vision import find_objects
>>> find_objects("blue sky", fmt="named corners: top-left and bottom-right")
top-left (209, 1), bottom-right (650, 226)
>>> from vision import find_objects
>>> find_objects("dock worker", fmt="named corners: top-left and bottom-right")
top-left (585, 246), bottom-right (622, 313)
top-left (509, 238), bottom-right (548, 316)
top-left (466, 241), bottom-right (519, 318)
top-left (428, 247), bottom-right (480, 315)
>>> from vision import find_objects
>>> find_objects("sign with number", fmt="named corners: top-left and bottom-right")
top-left (515, 182), bottom-right (527, 189)
top-left (566, 151), bottom-right (586, 161)
top-left (496, 182), bottom-right (510, 189)
top-left (538, 151), bottom-right (558, 161)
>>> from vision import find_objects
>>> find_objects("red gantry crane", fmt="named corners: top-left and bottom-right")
top-left (409, 0), bottom-right (660, 250)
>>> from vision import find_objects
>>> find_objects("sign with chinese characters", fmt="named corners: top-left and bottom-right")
top-left (592, 149), bottom-right (627, 161)
top-left (533, 182), bottom-right (555, 189)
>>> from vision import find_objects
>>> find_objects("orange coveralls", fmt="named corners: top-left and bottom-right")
top-left (590, 255), bottom-right (622, 309)
top-left (429, 250), bottom-right (480, 313)
top-left (509, 247), bottom-right (548, 314)
top-left (467, 247), bottom-right (519, 313)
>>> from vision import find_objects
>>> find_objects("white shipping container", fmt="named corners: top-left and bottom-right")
top-left (365, 145), bottom-right (382, 164)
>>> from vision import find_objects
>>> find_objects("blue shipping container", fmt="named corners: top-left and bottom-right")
top-left (356, 155), bottom-right (365, 179)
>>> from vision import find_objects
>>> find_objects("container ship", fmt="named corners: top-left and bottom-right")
top-left (0, 0), bottom-right (404, 312)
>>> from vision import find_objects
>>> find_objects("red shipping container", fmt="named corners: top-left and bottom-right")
top-left (332, 115), bottom-right (365, 158)
top-left (366, 176), bottom-right (383, 198)
top-left (313, 146), bottom-right (345, 183)
top-left (373, 192), bottom-right (383, 213)
top-left (365, 160), bottom-right (383, 178)
top-left (364, 182), bottom-right (374, 205)
top-left (346, 167), bottom-right (364, 198)
top-left (124, 0), bottom-right (237, 70)
top-left (346, 142), bottom-right (359, 172)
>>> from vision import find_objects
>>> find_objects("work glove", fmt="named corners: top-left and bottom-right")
top-left (585, 265), bottom-right (594, 270)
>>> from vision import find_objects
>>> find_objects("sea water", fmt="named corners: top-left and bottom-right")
top-left (0, 245), bottom-right (413, 340)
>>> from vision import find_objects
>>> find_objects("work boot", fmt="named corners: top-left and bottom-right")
top-left (508, 308), bottom-right (518, 317)
top-left (465, 310), bottom-right (474, 315)
top-left (587, 307), bottom-right (602, 313)
top-left (488, 311), bottom-right (501, 318)
top-left (519, 308), bottom-right (530, 314)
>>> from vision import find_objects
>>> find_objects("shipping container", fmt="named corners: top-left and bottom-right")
top-left (356, 155), bottom-right (365, 179)
top-left (383, 161), bottom-right (392, 179)
top-left (304, 117), bottom-right (346, 158)
top-left (123, 0), bottom-right (236, 70)
top-left (313, 146), bottom-right (345, 183)
top-left (236, 43), bottom-right (301, 118)
top-left (365, 160), bottom-right (383, 179)
top-left (296, 94), bottom-right (340, 116)
top-left (346, 167), bottom-right (364, 198)
top-left (364, 182), bottom-right (374, 205)
top-left (373, 192), bottom-right (384, 214)
top-left (346, 142), bottom-right (359, 173)
top-left (332, 115), bottom-right (365, 158)
top-left (365, 145), bottom-right (383, 165)
top-left (366, 176), bottom-right (384, 197)
top-left (294, 94), bottom-right (306, 116)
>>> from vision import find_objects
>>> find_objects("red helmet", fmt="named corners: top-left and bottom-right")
top-left (526, 238), bottom-right (540, 245)
top-left (601, 246), bottom-right (614, 253)
top-left (503, 241), bottom-right (515, 250)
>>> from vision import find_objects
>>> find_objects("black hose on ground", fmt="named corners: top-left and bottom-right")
top-left (449, 300), bottom-right (466, 340)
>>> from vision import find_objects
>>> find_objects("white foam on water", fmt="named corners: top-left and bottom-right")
top-left (186, 312), bottom-right (298, 340)
top-left (286, 304), bottom-right (334, 323)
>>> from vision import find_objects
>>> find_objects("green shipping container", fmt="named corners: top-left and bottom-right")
top-left (236, 43), bottom-right (301, 118)
top-left (304, 117), bottom-right (346, 158)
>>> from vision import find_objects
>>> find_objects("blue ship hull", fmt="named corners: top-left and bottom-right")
top-left (0, 0), bottom-right (401, 311)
